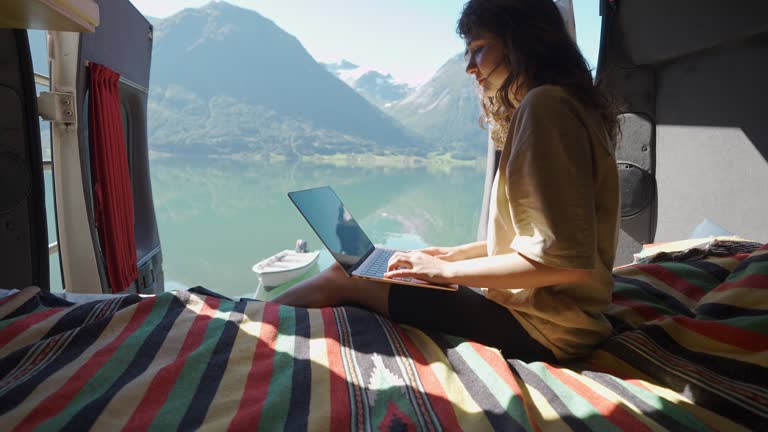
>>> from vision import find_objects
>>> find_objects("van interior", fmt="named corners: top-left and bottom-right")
top-left (0, 0), bottom-right (766, 430)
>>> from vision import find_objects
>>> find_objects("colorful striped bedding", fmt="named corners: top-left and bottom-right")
top-left (0, 243), bottom-right (766, 431)
top-left (586, 242), bottom-right (768, 431)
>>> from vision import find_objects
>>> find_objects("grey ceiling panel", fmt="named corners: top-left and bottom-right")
top-left (620, 0), bottom-right (768, 66)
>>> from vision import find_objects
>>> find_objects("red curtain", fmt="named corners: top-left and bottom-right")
top-left (88, 63), bottom-right (138, 293)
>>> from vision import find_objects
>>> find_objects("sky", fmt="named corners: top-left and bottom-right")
top-left (129, 0), bottom-right (602, 86)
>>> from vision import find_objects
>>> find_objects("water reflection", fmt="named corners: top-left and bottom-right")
top-left (150, 158), bottom-right (485, 298)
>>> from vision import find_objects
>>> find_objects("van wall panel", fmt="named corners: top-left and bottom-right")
top-left (655, 36), bottom-right (768, 242)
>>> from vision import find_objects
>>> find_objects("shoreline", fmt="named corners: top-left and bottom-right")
top-left (149, 150), bottom-right (486, 169)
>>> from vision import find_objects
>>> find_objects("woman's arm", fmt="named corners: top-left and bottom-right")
top-left (419, 241), bottom-right (488, 261)
top-left (385, 251), bottom-right (591, 290)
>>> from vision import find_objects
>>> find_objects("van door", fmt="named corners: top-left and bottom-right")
top-left (50, 0), bottom-right (162, 293)
top-left (0, 29), bottom-right (49, 291)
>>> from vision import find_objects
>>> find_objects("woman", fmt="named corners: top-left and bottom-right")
top-left (275, 0), bottom-right (620, 363)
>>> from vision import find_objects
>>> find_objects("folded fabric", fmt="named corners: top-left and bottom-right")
top-left (633, 237), bottom-right (763, 264)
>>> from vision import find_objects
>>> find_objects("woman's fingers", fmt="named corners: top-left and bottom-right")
top-left (387, 252), bottom-right (413, 271)
top-left (386, 260), bottom-right (411, 272)
top-left (386, 251), bottom-right (453, 281)
top-left (383, 268), bottom-right (417, 279)
top-left (384, 251), bottom-right (449, 282)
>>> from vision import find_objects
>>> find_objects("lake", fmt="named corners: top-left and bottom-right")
top-left (151, 158), bottom-right (486, 299)
top-left (46, 158), bottom-right (486, 298)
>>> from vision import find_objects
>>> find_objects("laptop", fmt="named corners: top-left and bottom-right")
top-left (288, 186), bottom-right (458, 291)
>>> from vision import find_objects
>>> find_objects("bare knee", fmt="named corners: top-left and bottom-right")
top-left (273, 262), bottom-right (390, 314)
top-left (321, 263), bottom-right (354, 304)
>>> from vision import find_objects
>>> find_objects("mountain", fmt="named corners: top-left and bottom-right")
top-left (148, 1), bottom-right (422, 158)
top-left (322, 60), bottom-right (412, 109)
top-left (322, 59), bottom-right (362, 86)
top-left (385, 53), bottom-right (488, 158)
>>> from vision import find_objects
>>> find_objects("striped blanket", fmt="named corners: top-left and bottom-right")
top-left (1, 244), bottom-right (766, 431)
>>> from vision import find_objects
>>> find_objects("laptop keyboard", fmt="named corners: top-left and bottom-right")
top-left (358, 249), bottom-right (395, 277)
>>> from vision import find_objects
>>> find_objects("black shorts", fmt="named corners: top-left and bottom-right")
top-left (388, 284), bottom-right (557, 363)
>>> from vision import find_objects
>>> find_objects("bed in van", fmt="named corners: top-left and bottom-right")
top-left (1, 0), bottom-right (766, 430)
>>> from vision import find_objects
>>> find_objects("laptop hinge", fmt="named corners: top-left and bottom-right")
top-left (349, 247), bottom-right (376, 274)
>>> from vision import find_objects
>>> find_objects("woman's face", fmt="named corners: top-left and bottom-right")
top-left (464, 33), bottom-right (510, 97)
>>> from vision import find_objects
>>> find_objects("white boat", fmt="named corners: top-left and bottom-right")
top-left (252, 248), bottom-right (320, 288)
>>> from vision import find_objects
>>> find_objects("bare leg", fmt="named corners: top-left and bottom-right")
top-left (271, 263), bottom-right (391, 316)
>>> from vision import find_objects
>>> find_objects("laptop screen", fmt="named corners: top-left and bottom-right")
top-left (288, 187), bottom-right (375, 272)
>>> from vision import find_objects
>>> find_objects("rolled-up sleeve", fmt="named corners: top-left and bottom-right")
top-left (505, 92), bottom-right (596, 270)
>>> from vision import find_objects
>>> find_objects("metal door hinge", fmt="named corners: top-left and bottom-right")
top-left (38, 91), bottom-right (76, 124)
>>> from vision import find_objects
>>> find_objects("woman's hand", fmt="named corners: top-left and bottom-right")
top-left (384, 251), bottom-right (455, 283)
top-left (418, 246), bottom-right (465, 262)
top-left (419, 241), bottom-right (488, 262)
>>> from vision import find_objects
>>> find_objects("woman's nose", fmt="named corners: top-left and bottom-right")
top-left (465, 58), bottom-right (477, 75)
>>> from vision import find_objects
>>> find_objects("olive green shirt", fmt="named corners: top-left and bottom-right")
top-left (486, 85), bottom-right (620, 360)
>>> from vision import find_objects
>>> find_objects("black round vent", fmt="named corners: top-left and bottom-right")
top-left (618, 162), bottom-right (654, 218)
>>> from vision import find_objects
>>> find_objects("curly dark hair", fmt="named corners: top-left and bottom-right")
top-left (457, 0), bottom-right (620, 144)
